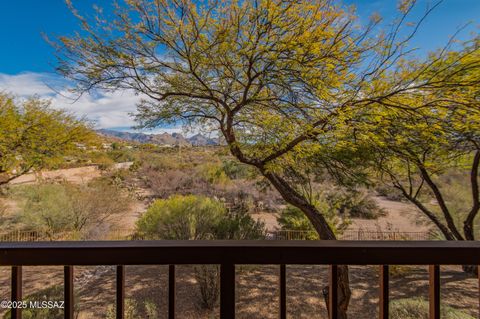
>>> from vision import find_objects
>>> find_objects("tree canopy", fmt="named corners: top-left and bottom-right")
top-left (0, 94), bottom-right (95, 185)
top-left (348, 39), bottom-right (480, 241)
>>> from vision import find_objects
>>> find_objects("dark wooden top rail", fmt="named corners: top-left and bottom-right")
top-left (1, 240), bottom-right (479, 266)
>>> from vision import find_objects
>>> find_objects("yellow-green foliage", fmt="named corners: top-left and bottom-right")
top-left (88, 152), bottom-right (116, 170)
top-left (0, 93), bottom-right (96, 183)
top-left (136, 194), bottom-right (266, 240)
top-left (277, 200), bottom-right (350, 239)
top-left (136, 195), bottom-right (226, 240)
top-left (198, 162), bottom-right (230, 185)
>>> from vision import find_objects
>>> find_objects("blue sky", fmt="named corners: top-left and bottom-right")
top-left (0, 0), bottom-right (478, 130)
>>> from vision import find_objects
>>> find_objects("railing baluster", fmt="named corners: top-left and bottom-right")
top-left (64, 266), bottom-right (74, 319)
top-left (279, 264), bottom-right (286, 319)
top-left (379, 265), bottom-right (389, 319)
top-left (329, 265), bottom-right (338, 319)
top-left (11, 266), bottom-right (22, 319)
top-left (220, 263), bottom-right (235, 319)
top-left (116, 265), bottom-right (125, 319)
top-left (168, 265), bottom-right (175, 319)
top-left (429, 265), bottom-right (440, 319)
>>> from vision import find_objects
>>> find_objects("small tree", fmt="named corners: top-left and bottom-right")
top-left (0, 94), bottom-right (95, 186)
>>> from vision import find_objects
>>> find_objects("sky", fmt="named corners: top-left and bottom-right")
top-left (0, 0), bottom-right (478, 131)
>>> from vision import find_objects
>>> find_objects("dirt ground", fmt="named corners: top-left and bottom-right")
top-left (0, 264), bottom-right (477, 318)
top-left (251, 196), bottom-right (432, 234)
top-left (9, 166), bottom-right (102, 185)
top-left (6, 165), bottom-right (433, 235)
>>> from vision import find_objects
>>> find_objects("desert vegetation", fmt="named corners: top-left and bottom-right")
top-left (0, 0), bottom-right (478, 318)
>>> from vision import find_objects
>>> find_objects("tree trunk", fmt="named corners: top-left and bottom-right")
top-left (262, 170), bottom-right (351, 319)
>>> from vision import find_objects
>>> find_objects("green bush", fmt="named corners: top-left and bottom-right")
top-left (198, 163), bottom-right (230, 185)
top-left (277, 202), bottom-right (350, 238)
top-left (106, 148), bottom-right (136, 163)
top-left (215, 209), bottom-right (266, 240)
top-left (136, 195), bottom-right (225, 240)
top-left (325, 189), bottom-right (385, 219)
top-left (136, 195), bottom-right (265, 310)
top-left (277, 206), bottom-right (320, 240)
top-left (89, 152), bottom-right (115, 170)
top-left (390, 298), bottom-right (474, 319)
top-left (221, 160), bottom-right (253, 180)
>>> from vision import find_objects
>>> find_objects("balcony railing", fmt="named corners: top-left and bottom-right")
top-left (0, 240), bottom-right (479, 319)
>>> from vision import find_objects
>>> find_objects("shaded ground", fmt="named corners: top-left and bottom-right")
top-left (350, 196), bottom-right (432, 233)
top-left (0, 265), bottom-right (476, 318)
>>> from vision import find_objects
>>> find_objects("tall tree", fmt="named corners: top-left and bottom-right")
top-left (0, 94), bottom-right (95, 186)
top-left (53, 0), bottom-right (463, 317)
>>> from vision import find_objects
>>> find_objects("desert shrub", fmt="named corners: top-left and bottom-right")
top-left (2, 285), bottom-right (75, 319)
top-left (136, 195), bottom-right (266, 309)
top-left (198, 162), bottom-right (230, 185)
top-left (143, 168), bottom-right (204, 198)
top-left (277, 206), bottom-right (320, 240)
top-left (105, 299), bottom-right (158, 319)
top-left (375, 184), bottom-right (405, 201)
top-left (106, 148), bottom-right (136, 163)
top-left (325, 188), bottom-right (385, 219)
top-left (137, 194), bottom-right (265, 240)
top-left (215, 210), bottom-right (266, 240)
top-left (195, 265), bottom-right (221, 310)
top-left (136, 195), bottom-right (225, 240)
top-left (89, 152), bottom-right (116, 170)
top-left (14, 181), bottom-right (131, 239)
top-left (221, 160), bottom-right (253, 180)
top-left (277, 200), bottom-right (350, 238)
top-left (14, 183), bottom-right (74, 238)
top-left (390, 298), bottom-right (474, 319)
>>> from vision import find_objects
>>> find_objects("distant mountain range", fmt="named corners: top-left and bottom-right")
top-left (97, 129), bottom-right (219, 146)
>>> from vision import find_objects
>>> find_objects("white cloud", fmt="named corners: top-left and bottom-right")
top-left (0, 72), bottom-right (58, 96)
top-left (0, 72), bottom-right (174, 131)
top-left (51, 89), bottom-right (141, 128)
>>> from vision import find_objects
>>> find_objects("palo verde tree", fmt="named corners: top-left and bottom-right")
top-left (352, 38), bottom-right (480, 245)
top-left (52, 0), bottom-right (462, 317)
top-left (0, 93), bottom-right (95, 186)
